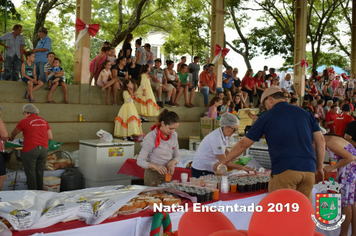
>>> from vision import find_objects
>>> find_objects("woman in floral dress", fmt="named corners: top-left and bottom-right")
top-left (324, 134), bottom-right (356, 236)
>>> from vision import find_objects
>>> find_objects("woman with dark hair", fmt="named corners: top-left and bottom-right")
top-left (144, 43), bottom-right (154, 68)
top-left (241, 69), bottom-right (255, 107)
top-left (122, 33), bottom-right (133, 58)
top-left (114, 80), bottom-right (142, 141)
top-left (112, 56), bottom-right (128, 88)
top-left (321, 69), bottom-right (329, 85)
top-left (137, 109), bottom-right (180, 186)
top-left (164, 60), bottom-right (183, 106)
top-left (254, 70), bottom-right (265, 107)
top-left (135, 64), bottom-right (159, 122)
top-left (134, 37), bottom-right (146, 80)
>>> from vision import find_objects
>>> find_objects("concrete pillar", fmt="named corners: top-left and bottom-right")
top-left (210, 0), bottom-right (225, 87)
top-left (351, 0), bottom-right (356, 74)
top-left (293, 0), bottom-right (307, 103)
top-left (74, 0), bottom-right (92, 103)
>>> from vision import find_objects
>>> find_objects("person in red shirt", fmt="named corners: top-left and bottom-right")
top-left (199, 64), bottom-right (223, 107)
top-left (334, 104), bottom-right (355, 136)
top-left (241, 69), bottom-right (256, 107)
top-left (10, 104), bottom-right (53, 190)
top-left (254, 70), bottom-right (265, 107)
top-left (325, 105), bottom-right (338, 133)
top-left (344, 98), bottom-right (354, 111)
top-left (177, 56), bottom-right (186, 73)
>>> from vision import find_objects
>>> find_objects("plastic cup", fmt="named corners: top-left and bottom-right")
top-left (165, 173), bottom-right (172, 182)
top-left (181, 173), bottom-right (188, 183)
top-left (231, 184), bottom-right (237, 192)
top-left (200, 178), bottom-right (205, 187)
top-left (197, 191), bottom-right (205, 203)
top-left (213, 189), bottom-right (219, 200)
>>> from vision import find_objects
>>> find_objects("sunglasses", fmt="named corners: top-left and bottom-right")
top-left (229, 127), bottom-right (238, 132)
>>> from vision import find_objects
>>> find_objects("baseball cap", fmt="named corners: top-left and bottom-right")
top-left (342, 104), bottom-right (351, 112)
top-left (38, 27), bottom-right (48, 34)
top-left (260, 87), bottom-right (283, 104)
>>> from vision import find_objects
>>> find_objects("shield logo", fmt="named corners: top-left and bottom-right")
top-left (315, 193), bottom-right (342, 224)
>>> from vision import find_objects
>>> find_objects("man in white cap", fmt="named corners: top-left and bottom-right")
top-left (214, 87), bottom-right (325, 201)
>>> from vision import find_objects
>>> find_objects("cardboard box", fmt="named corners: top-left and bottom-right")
top-left (200, 118), bottom-right (215, 139)
top-left (214, 119), bottom-right (220, 129)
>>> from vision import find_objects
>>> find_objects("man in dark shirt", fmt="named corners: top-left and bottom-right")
top-left (214, 87), bottom-right (325, 201)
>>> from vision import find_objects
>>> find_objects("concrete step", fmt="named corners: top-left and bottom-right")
top-left (0, 103), bottom-right (207, 123)
top-left (4, 121), bottom-right (201, 143)
top-left (0, 81), bottom-right (214, 107)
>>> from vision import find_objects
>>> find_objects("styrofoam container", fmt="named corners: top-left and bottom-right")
top-left (43, 176), bottom-right (61, 192)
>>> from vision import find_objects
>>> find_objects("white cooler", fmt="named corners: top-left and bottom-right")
top-left (79, 139), bottom-right (135, 188)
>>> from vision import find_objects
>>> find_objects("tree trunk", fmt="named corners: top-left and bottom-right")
top-left (110, 0), bottom-right (149, 47)
top-left (32, 0), bottom-right (59, 48)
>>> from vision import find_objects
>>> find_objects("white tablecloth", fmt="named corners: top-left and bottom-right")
top-left (32, 194), bottom-right (267, 236)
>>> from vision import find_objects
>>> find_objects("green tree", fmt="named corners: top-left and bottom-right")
top-left (162, 0), bottom-right (211, 61)
top-left (247, 0), bottom-right (345, 70)
top-left (91, 0), bottom-right (174, 49)
top-left (7, 4), bottom-right (75, 83)
top-left (306, 51), bottom-right (349, 74)
top-left (225, 0), bottom-right (258, 69)
top-left (22, 0), bottom-right (75, 48)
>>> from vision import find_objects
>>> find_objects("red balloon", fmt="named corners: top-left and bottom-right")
top-left (209, 230), bottom-right (246, 236)
top-left (249, 189), bottom-right (315, 236)
top-left (178, 209), bottom-right (236, 236)
top-left (314, 232), bottom-right (325, 236)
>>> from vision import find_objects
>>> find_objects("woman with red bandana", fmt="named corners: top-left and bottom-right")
top-left (137, 109), bottom-right (180, 186)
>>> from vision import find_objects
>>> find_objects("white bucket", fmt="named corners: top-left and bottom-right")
top-left (43, 176), bottom-right (61, 192)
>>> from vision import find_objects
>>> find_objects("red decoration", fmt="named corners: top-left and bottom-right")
top-left (248, 189), bottom-right (315, 236)
top-left (214, 44), bottom-right (230, 58)
top-left (150, 125), bottom-right (171, 148)
top-left (75, 18), bottom-right (100, 37)
top-left (209, 230), bottom-right (247, 236)
top-left (341, 73), bottom-right (349, 81)
top-left (301, 59), bottom-right (309, 68)
top-left (178, 209), bottom-right (236, 236)
top-left (327, 67), bottom-right (335, 76)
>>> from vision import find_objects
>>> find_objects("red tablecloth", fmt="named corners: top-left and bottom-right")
top-left (118, 158), bottom-right (192, 180)
top-left (12, 189), bottom-right (267, 236)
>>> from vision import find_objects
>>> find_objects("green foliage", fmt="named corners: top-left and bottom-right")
top-left (162, 0), bottom-right (211, 62)
top-left (305, 51), bottom-right (349, 74)
top-left (7, 3), bottom-right (75, 83)
top-left (91, 0), bottom-right (174, 50)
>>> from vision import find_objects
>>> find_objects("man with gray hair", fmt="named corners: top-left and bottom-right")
top-left (191, 112), bottom-right (255, 178)
top-left (10, 104), bottom-right (53, 190)
top-left (0, 24), bottom-right (25, 81)
top-left (215, 87), bottom-right (325, 201)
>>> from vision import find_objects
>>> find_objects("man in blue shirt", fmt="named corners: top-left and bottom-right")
top-left (214, 87), bottom-right (325, 201)
top-left (31, 27), bottom-right (51, 83)
top-left (0, 24), bottom-right (26, 81)
top-left (222, 66), bottom-right (234, 101)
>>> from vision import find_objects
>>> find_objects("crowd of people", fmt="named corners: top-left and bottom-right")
top-left (0, 24), bottom-right (68, 103)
